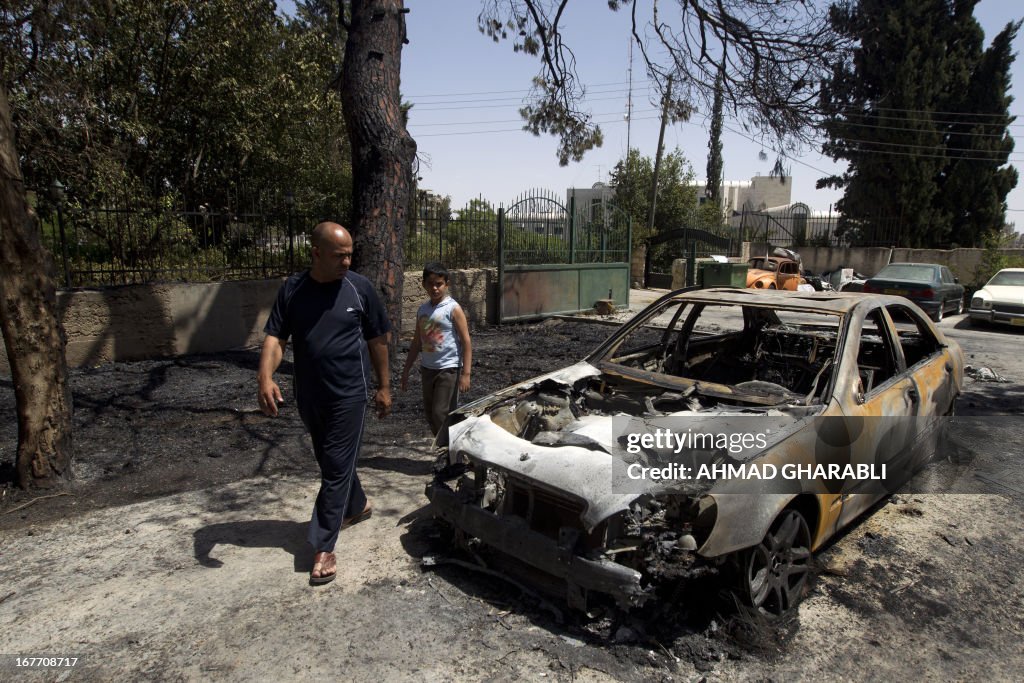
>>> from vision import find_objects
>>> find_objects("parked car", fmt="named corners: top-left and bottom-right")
top-left (969, 268), bottom-right (1024, 327)
top-left (862, 263), bottom-right (964, 322)
top-left (746, 247), bottom-right (807, 290)
top-left (426, 288), bottom-right (963, 616)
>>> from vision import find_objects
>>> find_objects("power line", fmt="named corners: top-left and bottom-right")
top-left (410, 107), bottom-right (661, 128)
top-left (412, 92), bottom-right (640, 112)
top-left (833, 111), bottom-right (1024, 130)
top-left (824, 137), bottom-right (1021, 157)
top-left (830, 104), bottom-right (1024, 120)
top-left (829, 118), bottom-right (1022, 137)
top-left (412, 113), bottom-right (663, 137)
top-left (405, 78), bottom-right (654, 99)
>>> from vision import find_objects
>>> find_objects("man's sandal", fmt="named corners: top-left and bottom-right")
top-left (310, 551), bottom-right (336, 585)
top-left (342, 503), bottom-right (372, 529)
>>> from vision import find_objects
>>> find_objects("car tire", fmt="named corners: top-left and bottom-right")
top-left (955, 297), bottom-right (963, 315)
top-left (933, 305), bottom-right (944, 323)
top-left (737, 508), bottom-right (812, 616)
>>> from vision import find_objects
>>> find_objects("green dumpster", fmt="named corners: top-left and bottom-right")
top-left (699, 262), bottom-right (748, 287)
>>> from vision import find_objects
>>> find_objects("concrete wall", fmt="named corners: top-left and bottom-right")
top-left (0, 268), bottom-right (497, 374)
top-left (795, 246), bottom-right (1024, 284)
top-left (662, 244), bottom-right (1024, 291)
top-left (630, 244), bottom-right (647, 287)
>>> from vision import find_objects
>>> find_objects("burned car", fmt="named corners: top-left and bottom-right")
top-left (426, 289), bottom-right (964, 615)
top-left (746, 248), bottom-right (808, 290)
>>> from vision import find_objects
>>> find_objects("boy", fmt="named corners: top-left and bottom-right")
top-left (400, 263), bottom-right (472, 436)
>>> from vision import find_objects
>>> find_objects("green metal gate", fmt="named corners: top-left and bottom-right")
top-left (644, 226), bottom-right (739, 289)
top-left (497, 189), bottom-right (632, 322)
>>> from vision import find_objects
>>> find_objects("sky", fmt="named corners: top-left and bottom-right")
top-left (285, 1), bottom-right (1024, 222)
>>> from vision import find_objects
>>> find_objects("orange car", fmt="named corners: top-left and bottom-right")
top-left (747, 252), bottom-right (807, 290)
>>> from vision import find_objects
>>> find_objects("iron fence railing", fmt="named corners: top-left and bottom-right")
top-left (33, 185), bottom-right (945, 290)
top-left (405, 196), bottom-right (499, 270)
top-left (733, 207), bottom-right (907, 248)
top-left (38, 203), bottom-right (314, 288)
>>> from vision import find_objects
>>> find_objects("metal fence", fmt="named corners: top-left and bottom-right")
top-left (35, 186), bottom-right (929, 289)
top-left (405, 195), bottom-right (498, 270)
top-left (34, 188), bottom-right (318, 288)
top-left (405, 189), bottom-right (630, 269)
top-left (733, 205), bottom-right (905, 248)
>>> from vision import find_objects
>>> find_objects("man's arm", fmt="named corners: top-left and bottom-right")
top-left (367, 333), bottom-right (392, 418)
top-left (452, 305), bottom-right (472, 393)
top-left (257, 334), bottom-right (287, 417)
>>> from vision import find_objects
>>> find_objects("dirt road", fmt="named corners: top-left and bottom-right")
top-left (1, 309), bottom-right (1022, 681)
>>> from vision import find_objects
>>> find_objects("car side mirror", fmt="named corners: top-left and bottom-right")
top-left (953, 277), bottom-right (959, 284)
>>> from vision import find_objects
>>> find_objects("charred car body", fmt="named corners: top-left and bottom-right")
top-left (746, 247), bottom-right (808, 291)
top-left (426, 289), bottom-right (963, 615)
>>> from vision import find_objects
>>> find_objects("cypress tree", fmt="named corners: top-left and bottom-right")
top-left (705, 63), bottom-right (725, 207)
top-left (818, 0), bottom-right (1017, 248)
top-left (938, 20), bottom-right (1021, 246)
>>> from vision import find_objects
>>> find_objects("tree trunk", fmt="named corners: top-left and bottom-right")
top-left (0, 85), bottom-right (73, 489)
top-left (341, 0), bottom-right (417, 344)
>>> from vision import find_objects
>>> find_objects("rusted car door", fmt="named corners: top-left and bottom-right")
top-left (835, 306), bottom-right (920, 527)
top-left (777, 261), bottom-right (801, 290)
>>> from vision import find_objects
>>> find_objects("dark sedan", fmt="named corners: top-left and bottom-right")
top-left (863, 263), bottom-right (965, 321)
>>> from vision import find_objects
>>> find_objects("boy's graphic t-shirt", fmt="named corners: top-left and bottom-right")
top-left (417, 296), bottom-right (461, 370)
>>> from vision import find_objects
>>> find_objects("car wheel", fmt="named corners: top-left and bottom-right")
top-left (933, 305), bottom-right (944, 323)
top-left (768, 283), bottom-right (777, 290)
top-left (738, 508), bottom-right (812, 616)
top-left (955, 297), bottom-right (963, 315)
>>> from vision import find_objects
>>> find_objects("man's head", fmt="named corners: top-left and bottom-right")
top-left (310, 222), bottom-right (353, 282)
top-left (422, 262), bottom-right (450, 304)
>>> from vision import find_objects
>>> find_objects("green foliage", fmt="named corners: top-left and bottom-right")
top-left (609, 147), bottom-right (699, 240)
top-left (972, 229), bottom-right (1024, 288)
top-left (705, 65), bottom-right (725, 206)
top-left (519, 78), bottom-right (604, 167)
top-left (819, 0), bottom-right (1019, 248)
top-left (406, 197), bottom-right (500, 269)
top-left (1, 0), bottom-right (352, 219)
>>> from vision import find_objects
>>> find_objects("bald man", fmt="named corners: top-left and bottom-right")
top-left (258, 222), bottom-right (391, 585)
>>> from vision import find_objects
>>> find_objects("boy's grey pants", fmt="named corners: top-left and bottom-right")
top-left (420, 366), bottom-right (459, 437)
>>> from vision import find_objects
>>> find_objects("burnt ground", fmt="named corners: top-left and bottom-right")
top-left (1, 317), bottom-right (1023, 681)
top-left (0, 320), bottom-right (605, 529)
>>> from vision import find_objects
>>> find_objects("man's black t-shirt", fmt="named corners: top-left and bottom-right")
top-left (264, 270), bottom-right (391, 408)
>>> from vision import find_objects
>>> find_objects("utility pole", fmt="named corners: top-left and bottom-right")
top-left (625, 38), bottom-right (634, 153)
top-left (647, 75), bottom-right (673, 236)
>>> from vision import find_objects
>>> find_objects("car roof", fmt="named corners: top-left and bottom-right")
top-left (665, 287), bottom-right (918, 314)
top-left (995, 268), bottom-right (1024, 273)
top-left (882, 262), bottom-right (941, 268)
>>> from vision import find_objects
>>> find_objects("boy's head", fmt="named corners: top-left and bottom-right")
top-left (422, 262), bottom-right (450, 304)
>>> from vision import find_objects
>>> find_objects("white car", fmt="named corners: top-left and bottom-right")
top-left (969, 268), bottom-right (1024, 327)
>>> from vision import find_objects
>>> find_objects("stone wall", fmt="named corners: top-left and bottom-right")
top-left (0, 268), bottom-right (497, 374)
top-left (630, 244), bottom-right (647, 287)
top-left (400, 267), bottom-right (496, 337)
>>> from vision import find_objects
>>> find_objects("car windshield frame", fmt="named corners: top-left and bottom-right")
top-left (749, 257), bottom-right (779, 272)
top-left (987, 270), bottom-right (1024, 287)
top-left (587, 292), bottom-right (846, 405)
